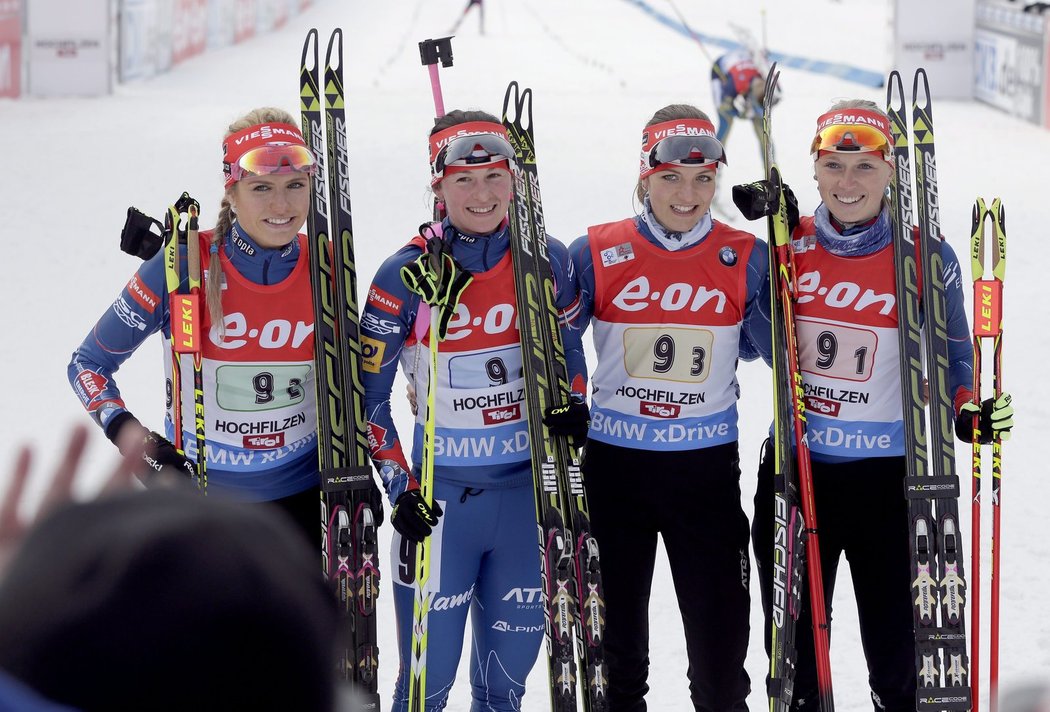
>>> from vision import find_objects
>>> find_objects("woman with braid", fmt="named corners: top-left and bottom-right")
top-left (67, 107), bottom-right (381, 542)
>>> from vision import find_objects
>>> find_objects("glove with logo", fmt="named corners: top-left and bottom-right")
top-left (543, 393), bottom-right (591, 445)
top-left (732, 179), bottom-right (800, 235)
top-left (390, 489), bottom-right (443, 543)
top-left (105, 412), bottom-right (197, 487)
top-left (955, 392), bottom-right (1014, 444)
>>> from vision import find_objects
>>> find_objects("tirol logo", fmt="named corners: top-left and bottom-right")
top-left (483, 404), bottom-right (521, 425)
top-left (244, 432), bottom-right (285, 449)
top-left (640, 401), bottom-right (680, 419)
top-left (805, 396), bottom-right (840, 417)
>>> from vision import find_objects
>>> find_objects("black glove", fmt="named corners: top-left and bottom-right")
top-left (955, 393), bottom-right (1014, 444)
top-left (732, 179), bottom-right (800, 235)
top-left (390, 489), bottom-right (443, 543)
top-left (105, 412), bottom-right (197, 486)
top-left (141, 431), bottom-right (198, 485)
top-left (119, 206), bottom-right (165, 261)
top-left (543, 393), bottom-right (590, 442)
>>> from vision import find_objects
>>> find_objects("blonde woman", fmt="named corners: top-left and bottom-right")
top-left (67, 107), bottom-right (378, 541)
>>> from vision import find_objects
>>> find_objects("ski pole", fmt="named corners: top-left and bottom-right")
top-left (419, 37), bottom-right (454, 120)
top-left (664, 0), bottom-right (727, 81)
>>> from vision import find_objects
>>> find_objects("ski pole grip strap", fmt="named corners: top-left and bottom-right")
top-left (321, 465), bottom-right (375, 492)
top-left (904, 474), bottom-right (959, 499)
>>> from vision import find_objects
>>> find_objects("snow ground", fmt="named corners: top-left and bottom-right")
top-left (2, 0), bottom-right (1048, 708)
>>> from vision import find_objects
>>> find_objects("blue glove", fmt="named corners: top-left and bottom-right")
top-left (956, 393), bottom-right (1014, 444)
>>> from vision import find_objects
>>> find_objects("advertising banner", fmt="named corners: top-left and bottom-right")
top-left (974, 1), bottom-right (1050, 127)
top-left (234, 0), bottom-right (255, 44)
top-left (172, 0), bottom-right (207, 65)
top-left (894, 0), bottom-right (975, 99)
top-left (28, 0), bottom-right (110, 96)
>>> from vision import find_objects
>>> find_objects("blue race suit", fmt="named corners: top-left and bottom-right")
top-left (362, 218), bottom-right (585, 712)
top-left (68, 222), bottom-right (319, 502)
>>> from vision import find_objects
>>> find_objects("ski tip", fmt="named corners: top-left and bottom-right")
top-left (325, 28), bottom-right (343, 71)
top-left (912, 67), bottom-right (931, 107)
top-left (302, 28), bottom-right (319, 67)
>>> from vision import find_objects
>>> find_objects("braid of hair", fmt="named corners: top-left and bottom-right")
top-left (207, 197), bottom-right (235, 334)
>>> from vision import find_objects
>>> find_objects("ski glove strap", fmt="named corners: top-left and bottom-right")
top-left (732, 179), bottom-right (800, 234)
top-left (401, 251), bottom-right (473, 341)
top-left (390, 489), bottom-right (443, 543)
top-left (956, 392), bottom-right (1014, 444)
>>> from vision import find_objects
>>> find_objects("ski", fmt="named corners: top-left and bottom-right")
top-left (968, 196), bottom-right (1006, 712)
top-left (301, 28), bottom-right (381, 709)
top-left (887, 67), bottom-right (971, 711)
top-left (756, 65), bottom-right (835, 712)
top-left (502, 81), bottom-right (609, 712)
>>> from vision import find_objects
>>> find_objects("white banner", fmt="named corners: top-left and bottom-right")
top-left (28, 0), bottom-right (111, 96)
top-left (894, 0), bottom-right (975, 99)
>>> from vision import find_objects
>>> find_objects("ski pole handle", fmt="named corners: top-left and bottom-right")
top-left (419, 37), bottom-right (454, 117)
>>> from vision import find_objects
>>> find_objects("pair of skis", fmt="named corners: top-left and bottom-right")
top-left (887, 68), bottom-right (972, 710)
top-left (301, 28), bottom-right (381, 709)
top-left (756, 63), bottom-right (835, 712)
top-left (969, 197), bottom-right (1007, 712)
top-left (760, 66), bottom-right (979, 712)
top-left (501, 82), bottom-right (609, 712)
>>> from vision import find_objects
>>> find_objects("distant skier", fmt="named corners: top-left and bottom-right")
top-left (711, 49), bottom-right (775, 148)
top-left (449, 0), bottom-right (484, 35)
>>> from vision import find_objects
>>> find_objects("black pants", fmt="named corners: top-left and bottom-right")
top-left (267, 486), bottom-right (322, 551)
top-left (752, 440), bottom-right (917, 711)
top-left (584, 440), bottom-right (751, 712)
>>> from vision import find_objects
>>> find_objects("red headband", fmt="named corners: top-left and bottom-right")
top-left (428, 121), bottom-right (512, 185)
top-left (222, 122), bottom-right (310, 188)
top-left (639, 118), bottom-right (720, 178)
top-left (813, 109), bottom-right (893, 147)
